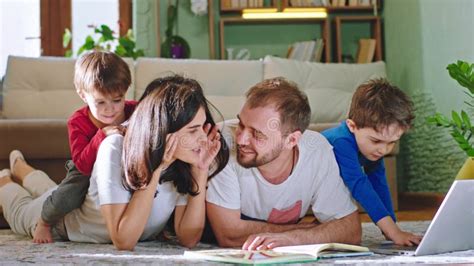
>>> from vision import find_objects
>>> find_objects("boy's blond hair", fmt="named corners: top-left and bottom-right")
top-left (348, 78), bottom-right (414, 131)
top-left (74, 51), bottom-right (131, 96)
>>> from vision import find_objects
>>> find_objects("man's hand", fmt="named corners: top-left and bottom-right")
top-left (242, 233), bottom-right (296, 250)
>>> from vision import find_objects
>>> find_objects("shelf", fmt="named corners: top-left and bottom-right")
top-left (220, 0), bottom-right (278, 13)
top-left (214, 1), bottom-right (384, 62)
top-left (219, 17), bottom-right (330, 62)
top-left (334, 15), bottom-right (382, 63)
top-left (282, 0), bottom-right (382, 12)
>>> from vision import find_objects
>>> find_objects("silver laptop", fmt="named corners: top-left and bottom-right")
top-left (370, 180), bottom-right (474, 256)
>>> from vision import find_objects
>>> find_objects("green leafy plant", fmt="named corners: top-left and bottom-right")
top-left (63, 24), bottom-right (144, 60)
top-left (428, 61), bottom-right (474, 156)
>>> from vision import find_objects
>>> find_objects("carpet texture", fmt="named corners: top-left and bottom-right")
top-left (0, 221), bottom-right (473, 265)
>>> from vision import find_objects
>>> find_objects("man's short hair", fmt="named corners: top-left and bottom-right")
top-left (74, 51), bottom-right (131, 96)
top-left (348, 78), bottom-right (414, 131)
top-left (245, 77), bottom-right (311, 133)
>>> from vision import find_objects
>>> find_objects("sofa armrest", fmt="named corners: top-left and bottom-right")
top-left (0, 119), bottom-right (70, 159)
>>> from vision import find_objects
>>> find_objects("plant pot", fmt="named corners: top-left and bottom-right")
top-left (455, 157), bottom-right (474, 180)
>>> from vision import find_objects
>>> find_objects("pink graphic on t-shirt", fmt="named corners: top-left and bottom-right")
top-left (267, 200), bottom-right (302, 224)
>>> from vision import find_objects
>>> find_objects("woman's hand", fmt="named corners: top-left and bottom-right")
top-left (195, 123), bottom-right (221, 171)
top-left (156, 133), bottom-right (178, 175)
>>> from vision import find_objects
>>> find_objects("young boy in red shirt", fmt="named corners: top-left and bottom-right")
top-left (31, 51), bottom-right (137, 243)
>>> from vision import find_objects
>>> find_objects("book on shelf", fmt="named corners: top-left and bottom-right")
top-left (356, 38), bottom-right (376, 63)
top-left (183, 243), bottom-right (373, 265)
top-left (287, 39), bottom-right (324, 62)
top-left (313, 38), bottom-right (324, 62)
top-left (348, 0), bottom-right (358, 6)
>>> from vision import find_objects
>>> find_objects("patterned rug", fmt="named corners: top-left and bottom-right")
top-left (0, 221), bottom-right (473, 265)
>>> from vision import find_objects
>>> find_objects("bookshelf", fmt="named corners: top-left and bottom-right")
top-left (219, 17), bottom-right (330, 62)
top-left (334, 16), bottom-right (382, 63)
top-left (221, 0), bottom-right (278, 13)
top-left (214, 0), bottom-right (383, 62)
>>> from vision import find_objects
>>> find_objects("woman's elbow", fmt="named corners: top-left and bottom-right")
top-left (177, 228), bottom-right (204, 248)
top-left (112, 237), bottom-right (137, 251)
top-left (180, 238), bottom-right (200, 249)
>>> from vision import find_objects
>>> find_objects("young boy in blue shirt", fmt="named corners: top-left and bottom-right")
top-left (323, 79), bottom-right (422, 246)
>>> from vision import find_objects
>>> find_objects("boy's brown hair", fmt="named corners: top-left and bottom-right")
top-left (245, 77), bottom-right (311, 134)
top-left (348, 78), bottom-right (414, 131)
top-left (74, 51), bottom-right (131, 96)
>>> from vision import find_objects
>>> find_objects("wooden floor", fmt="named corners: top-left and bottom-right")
top-left (359, 192), bottom-right (445, 223)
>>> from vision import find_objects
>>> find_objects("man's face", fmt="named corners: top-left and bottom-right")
top-left (235, 103), bottom-right (286, 168)
top-left (347, 119), bottom-right (404, 161)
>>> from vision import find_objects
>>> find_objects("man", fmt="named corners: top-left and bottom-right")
top-left (206, 77), bottom-right (361, 250)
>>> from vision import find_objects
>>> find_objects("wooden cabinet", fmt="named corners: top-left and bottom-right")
top-left (212, 0), bottom-right (383, 62)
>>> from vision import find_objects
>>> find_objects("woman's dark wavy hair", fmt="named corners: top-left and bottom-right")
top-left (122, 75), bottom-right (229, 196)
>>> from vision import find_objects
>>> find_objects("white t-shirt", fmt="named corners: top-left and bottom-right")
top-left (207, 129), bottom-right (356, 224)
top-left (64, 134), bottom-right (187, 243)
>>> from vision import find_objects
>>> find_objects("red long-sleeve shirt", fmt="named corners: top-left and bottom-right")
top-left (67, 100), bottom-right (138, 175)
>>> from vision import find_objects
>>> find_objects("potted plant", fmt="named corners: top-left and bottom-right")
top-left (428, 60), bottom-right (474, 179)
top-left (161, 1), bottom-right (191, 59)
top-left (63, 24), bottom-right (144, 59)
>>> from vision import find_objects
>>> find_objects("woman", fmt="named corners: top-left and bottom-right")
top-left (0, 75), bottom-right (229, 250)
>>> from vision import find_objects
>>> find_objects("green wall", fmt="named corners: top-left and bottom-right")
top-left (420, 0), bottom-right (474, 116)
top-left (385, 0), bottom-right (474, 192)
top-left (385, 0), bottom-right (474, 116)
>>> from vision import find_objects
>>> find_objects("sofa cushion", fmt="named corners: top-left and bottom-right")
top-left (305, 88), bottom-right (351, 123)
top-left (134, 58), bottom-right (263, 99)
top-left (206, 95), bottom-right (245, 122)
top-left (2, 56), bottom-right (135, 119)
top-left (263, 56), bottom-right (386, 123)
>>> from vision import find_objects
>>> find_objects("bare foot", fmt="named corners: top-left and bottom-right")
top-left (32, 218), bottom-right (54, 244)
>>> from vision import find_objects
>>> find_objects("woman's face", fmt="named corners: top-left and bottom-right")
top-left (173, 107), bottom-right (208, 165)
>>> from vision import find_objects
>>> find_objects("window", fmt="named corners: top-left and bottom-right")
top-left (0, 0), bottom-right (41, 77)
top-left (71, 0), bottom-right (119, 56)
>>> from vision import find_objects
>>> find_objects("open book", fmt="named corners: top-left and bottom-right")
top-left (184, 243), bottom-right (372, 264)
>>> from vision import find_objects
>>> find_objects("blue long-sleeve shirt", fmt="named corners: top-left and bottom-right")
top-left (322, 121), bottom-right (396, 223)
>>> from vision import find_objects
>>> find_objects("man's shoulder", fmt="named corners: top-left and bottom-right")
top-left (300, 130), bottom-right (332, 152)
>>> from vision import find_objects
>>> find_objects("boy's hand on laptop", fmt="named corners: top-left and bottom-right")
top-left (390, 229), bottom-right (423, 246)
top-left (378, 216), bottom-right (422, 246)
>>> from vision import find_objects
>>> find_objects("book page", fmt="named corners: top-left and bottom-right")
top-left (273, 243), bottom-right (370, 257)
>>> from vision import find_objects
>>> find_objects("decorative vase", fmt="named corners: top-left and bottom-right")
top-left (171, 43), bottom-right (185, 58)
top-left (455, 157), bottom-right (474, 180)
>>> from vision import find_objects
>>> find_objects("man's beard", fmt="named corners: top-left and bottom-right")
top-left (236, 143), bottom-right (284, 168)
